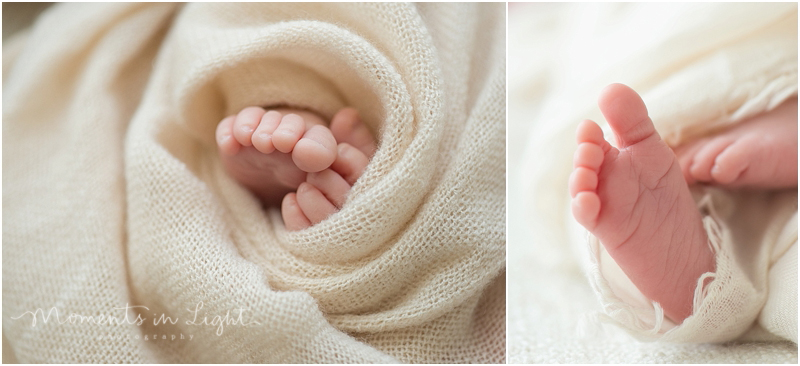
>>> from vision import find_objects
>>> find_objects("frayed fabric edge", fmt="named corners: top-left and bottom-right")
top-left (585, 233), bottom-right (667, 340)
top-left (583, 190), bottom-right (732, 342)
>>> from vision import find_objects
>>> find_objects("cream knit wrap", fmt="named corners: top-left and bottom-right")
top-left (3, 3), bottom-right (506, 363)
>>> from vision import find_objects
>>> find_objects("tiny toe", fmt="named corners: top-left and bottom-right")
top-left (330, 107), bottom-right (377, 157)
top-left (296, 182), bottom-right (338, 224)
top-left (680, 154), bottom-right (697, 185)
top-left (576, 120), bottom-right (610, 152)
top-left (573, 142), bottom-right (605, 172)
top-left (292, 125), bottom-right (337, 173)
top-left (569, 167), bottom-right (598, 198)
top-left (330, 143), bottom-right (370, 185)
top-left (216, 115), bottom-right (240, 156)
top-left (674, 140), bottom-right (704, 185)
top-left (233, 107), bottom-right (266, 147)
top-left (598, 83), bottom-right (657, 148)
top-left (282, 193), bottom-right (312, 231)
top-left (252, 110), bottom-right (282, 154)
top-left (307, 169), bottom-right (351, 208)
top-left (272, 114), bottom-right (306, 153)
top-left (690, 137), bottom-right (733, 183)
top-left (572, 191), bottom-right (601, 229)
top-left (711, 141), bottom-right (749, 185)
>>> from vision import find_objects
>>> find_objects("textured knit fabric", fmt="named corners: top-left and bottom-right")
top-left (2, 3), bottom-right (506, 363)
top-left (508, 2), bottom-right (797, 362)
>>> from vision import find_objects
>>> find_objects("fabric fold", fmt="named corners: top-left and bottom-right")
top-left (3, 3), bottom-right (505, 363)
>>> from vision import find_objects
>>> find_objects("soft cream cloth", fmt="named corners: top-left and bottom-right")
top-left (2, 3), bottom-right (506, 363)
top-left (509, 2), bottom-right (797, 362)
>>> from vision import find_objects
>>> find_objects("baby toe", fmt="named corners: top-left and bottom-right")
top-left (576, 120), bottom-right (608, 150)
top-left (216, 115), bottom-right (240, 156)
top-left (690, 137), bottom-right (733, 183)
top-left (330, 143), bottom-right (370, 185)
top-left (711, 140), bottom-right (749, 185)
top-left (272, 113), bottom-right (306, 153)
top-left (252, 110), bottom-right (282, 154)
top-left (673, 140), bottom-right (704, 185)
top-left (296, 182), bottom-right (337, 224)
top-left (569, 167), bottom-right (598, 198)
top-left (292, 125), bottom-right (337, 173)
top-left (573, 142), bottom-right (604, 172)
top-left (572, 191), bottom-right (601, 230)
top-left (598, 83), bottom-right (657, 148)
top-left (282, 193), bottom-right (312, 231)
top-left (307, 169), bottom-right (351, 208)
top-left (233, 106), bottom-right (266, 147)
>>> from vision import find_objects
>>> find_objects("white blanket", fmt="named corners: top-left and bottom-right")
top-left (509, 2), bottom-right (797, 362)
top-left (3, 3), bottom-right (506, 363)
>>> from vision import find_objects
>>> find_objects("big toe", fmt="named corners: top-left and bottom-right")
top-left (330, 107), bottom-right (377, 157)
top-left (293, 125), bottom-right (337, 173)
top-left (598, 83), bottom-right (657, 148)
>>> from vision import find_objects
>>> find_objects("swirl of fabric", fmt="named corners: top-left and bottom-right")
top-left (2, 3), bottom-right (506, 363)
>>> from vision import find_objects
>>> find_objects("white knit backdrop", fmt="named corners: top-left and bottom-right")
top-left (3, 3), bottom-right (506, 363)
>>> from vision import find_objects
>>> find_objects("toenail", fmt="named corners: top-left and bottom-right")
top-left (240, 125), bottom-right (254, 133)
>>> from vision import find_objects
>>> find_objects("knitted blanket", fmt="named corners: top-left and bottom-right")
top-left (2, 3), bottom-right (506, 363)
top-left (509, 2), bottom-right (797, 362)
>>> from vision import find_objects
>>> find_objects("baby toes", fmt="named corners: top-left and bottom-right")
top-left (233, 106), bottom-right (266, 147)
top-left (570, 143), bottom-right (603, 229)
top-left (281, 193), bottom-right (312, 231)
top-left (295, 182), bottom-right (338, 225)
top-left (689, 137), bottom-right (733, 183)
top-left (272, 113), bottom-right (306, 153)
top-left (571, 119), bottom-right (610, 231)
top-left (292, 125), bottom-right (337, 173)
top-left (216, 115), bottom-right (240, 156)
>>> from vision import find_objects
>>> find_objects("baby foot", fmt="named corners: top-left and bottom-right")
top-left (675, 97), bottom-right (798, 189)
top-left (569, 83), bottom-right (715, 324)
top-left (281, 108), bottom-right (376, 231)
top-left (216, 107), bottom-right (338, 207)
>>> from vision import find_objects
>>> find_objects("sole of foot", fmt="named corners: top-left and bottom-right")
top-left (569, 83), bottom-right (715, 324)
